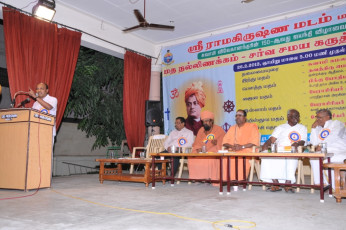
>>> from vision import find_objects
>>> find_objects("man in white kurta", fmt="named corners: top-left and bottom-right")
top-left (29, 83), bottom-right (58, 137)
top-left (260, 109), bottom-right (307, 191)
top-left (164, 117), bottom-right (194, 176)
top-left (28, 83), bottom-right (58, 176)
top-left (310, 109), bottom-right (346, 187)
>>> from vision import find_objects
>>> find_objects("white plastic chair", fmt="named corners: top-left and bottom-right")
top-left (129, 134), bottom-right (167, 174)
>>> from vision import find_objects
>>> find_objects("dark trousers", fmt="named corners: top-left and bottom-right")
top-left (157, 150), bottom-right (181, 177)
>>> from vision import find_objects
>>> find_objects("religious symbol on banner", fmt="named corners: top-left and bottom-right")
top-left (222, 122), bottom-right (232, 132)
top-left (223, 100), bottom-right (235, 113)
top-left (170, 88), bottom-right (179, 99)
top-left (217, 80), bottom-right (224, 93)
top-left (165, 108), bottom-right (171, 120)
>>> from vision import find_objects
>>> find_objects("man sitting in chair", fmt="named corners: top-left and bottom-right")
top-left (163, 117), bottom-right (194, 176)
top-left (260, 109), bottom-right (307, 193)
top-left (222, 109), bottom-right (260, 181)
top-left (189, 111), bottom-right (226, 184)
top-left (310, 109), bottom-right (346, 188)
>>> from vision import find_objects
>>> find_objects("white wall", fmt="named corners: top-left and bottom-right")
top-left (53, 122), bottom-right (130, 176)
top-left (1, 1), bottom-right (342, 61)
top-left (0, 0), bottom-right (156, 59)
top-left (54, 122), bottom-right (108, 156)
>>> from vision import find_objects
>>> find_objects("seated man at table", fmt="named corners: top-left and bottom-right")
top-left (309, 109), bottom-right (346, 188)
top-left (189, 111), bottom-right (225, 183)
top-left (260, 109), bottom-right (307, 193)
top-left (222, 109), bottom-right (260, 181)
top-left (163, 117), bottom-right (194, 176)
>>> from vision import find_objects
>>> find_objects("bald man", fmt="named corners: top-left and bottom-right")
top-left (260, 109), bottom-right (307, 193)
top-left (28, 83), bottom-right (58, 137)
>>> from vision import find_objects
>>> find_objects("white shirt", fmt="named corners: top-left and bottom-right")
top-left (260, 122), bottom-right (307, 183)
top-left (164, 127), bottom-right (194, 150)
top-left (309, 119), bottom-right (346, 185)
top-left (32, 94), bottom-right (58, 136)
top-left (310, 119), bottom-right (346, 156)
top-left (271, 122), bottom-right (307, 146)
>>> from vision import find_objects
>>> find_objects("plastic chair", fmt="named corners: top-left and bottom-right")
top-left (296, 157), bottom-right (314, 193)
top-left (129, 134), bottom-right (167, 174)
top-left (248, 146), bottom-right (263, 190)
top-left (176, 147), bottom-right (192, 184)
top-left (119, 140), bottom-right (130, 158)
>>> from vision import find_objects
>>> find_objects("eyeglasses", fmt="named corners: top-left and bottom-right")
top-left (235, 114), bottom-right (244, 117)
top-left (315, 115), bottom-right (326, 120)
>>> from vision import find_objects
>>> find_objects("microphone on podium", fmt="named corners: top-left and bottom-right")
top-left (11, 91), bottom-right (29, 108)
top-left (19, 98), bottom-right (31, 107)
top-left (11, 98), bottom-right (16, 108)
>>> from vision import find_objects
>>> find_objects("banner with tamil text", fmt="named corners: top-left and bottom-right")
top-left (161, 6), bottom-right (346, 142)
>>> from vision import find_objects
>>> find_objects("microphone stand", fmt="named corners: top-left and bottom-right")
top-left (11, 91), bottom-right (28, 108)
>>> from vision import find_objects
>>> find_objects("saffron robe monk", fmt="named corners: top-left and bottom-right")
top-left (189, 111), bottom-right (225, 182)
top-left (222, 110), bottom-right (260, 180)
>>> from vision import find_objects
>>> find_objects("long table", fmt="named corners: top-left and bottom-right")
top-left (150, 153), bottom-right (225, 193)
top-left (150, 152), bottom-right (333, 202)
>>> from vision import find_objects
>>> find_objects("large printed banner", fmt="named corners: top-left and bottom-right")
top-left (161, 6), bottom-right (346, 142)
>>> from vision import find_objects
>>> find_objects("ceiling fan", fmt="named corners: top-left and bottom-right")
top-left (122, 0), bottom-right (175, 32)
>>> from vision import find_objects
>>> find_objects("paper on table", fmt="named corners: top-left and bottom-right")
top-left (218, 150), bottom-right (228, 153)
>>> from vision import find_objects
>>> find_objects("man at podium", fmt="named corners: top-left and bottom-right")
top-left (28, 83), bottom-right (58, 139)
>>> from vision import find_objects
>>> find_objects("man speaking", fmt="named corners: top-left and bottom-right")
top-left (28, 83), bottom-right (58, 138)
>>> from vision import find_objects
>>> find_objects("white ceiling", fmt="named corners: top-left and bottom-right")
top-left (57, 0), bottom-right (345, 44)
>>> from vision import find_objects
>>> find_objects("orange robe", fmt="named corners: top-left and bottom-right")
top-left (222, 122), bottom-right (260, 180)
top-left (188, 125), bottom-right (225, 181)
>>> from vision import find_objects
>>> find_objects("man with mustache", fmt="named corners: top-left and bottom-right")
top-left (260, 109), bottom-right (307, 193)
top-left (188, 111), bottom-right (225, 183)
top-left (28, 83), bottom-right (58, 139)
top-left (184, 81), bottom-right (206, 136)
top-left (163, 117), bottom-right (194, 176)
top-left (309, 109), bottom-right (346, 188)
top-left (222, 109), bottom-right (260, 181)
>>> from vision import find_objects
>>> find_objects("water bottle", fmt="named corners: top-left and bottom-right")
top-left (291, 146), bottom-right (297, 153)
top-left (140, 151), bottom-right (145, 159)
top-left (171, 145), bottom-right (176, 153)
top-left (321, 142), bottom-right (327, 154)
top-left (271, 143), bottom-right (276, 153)
top-left (202, 145), bottom-right (207, 153)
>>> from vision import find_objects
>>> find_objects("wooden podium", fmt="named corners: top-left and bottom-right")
top-left (0, 108), bottom-right (55, 191)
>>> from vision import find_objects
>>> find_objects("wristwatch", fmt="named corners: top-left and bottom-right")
top-left (242, 145), bottom-right (245, 149)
